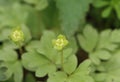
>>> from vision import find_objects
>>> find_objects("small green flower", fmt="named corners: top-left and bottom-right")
top-left (10, 27), bottom-right (24, 43)
top-left (52, 34), bottom-right (68, 50)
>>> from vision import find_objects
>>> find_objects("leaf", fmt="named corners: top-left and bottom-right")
top-left (92, 0), bottom-right (120, 19)
top-left (48, 71), bottom-right (67, 82)
top-left (35, 63), bottom-right (56, 77)
top-left (92, 73), bottom-right (106, 82)
top-left (25, 40), bottom-right (40, 51)
top-left (23, 31), bottom-right (76, 77)
top-left (36, 31), bottom-right (74, 64)
top-left (93, 0), bottom-right (109, 8)
top-left (24, 0), bottom-right (48, 11)
top-left (26, 9), bottom-right (45, 39)
top-left (0, 3), bottom-right (28, 27)
top-left (96, 50), bottom-right (111, 60)
top-left (114, 1), bottom-right (120, 19)
top-left (35, 0), bottom-right (48, 10)
top-left (36, 31), bottom-right (57, 60)
top-left (21, 24), bottom-right (32, 43)
top-left (3, 41), bottom-right (18, 50)
top-left (93, 51), bottom-right (120, 82)
top-left (13, 61), bottom-right (23, 82)
top-left (89, 50), bottom-right (111, 65)
top-left (78, 25), bottom-right (98, 53)
top-left (0, 67), bottom-right (8, 81)
top-left (22, 50), bottom-right (57, 77)
top-left (110, 29), bottom-right (120, 43)
top-left (89, 54), bottom-right (100, 65)
top-left (0, 49), bottom-right (23, 82)
top-left (0, 28), bottom-right (11, 41)
top-left (63, 55), bottom-right (77, 74)
top-left (97, 29), bottom-right (118, 51)
top-left (48, 60), bottom-right (94, 82)
top-left (102, 7), bottom-right (112, 18)
top-left (56, 0), bottom-right (92, 36)
top-left (0, 49), bottom-right (17, 62)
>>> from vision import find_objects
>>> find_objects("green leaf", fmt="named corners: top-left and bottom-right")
top-left (56, 0), bottom-right (92, 36)
top-left (89, 54), bottom-right (100, 65)
top-left (23, 30), bottom-right (76, 77)
top-left (48, 71), bottom-right (67, 82)
top-left (93, 51), bottom-right (120, 82)
top-left (97, 29), bottom-right (118, 51)
top-left (35, 0), bottom-right (48, 10)
top-left (22, 50), bottom-right (57, 77)
top-left (36, 31), bottom-right (57, 60)
top-left (110, 29), bottom-right (120, 43)
top-left (24, 0), bottom-right (48, 11)
top-left (63, 55), bottom-right (77, 74)
top-left (93, 0), bottom-right (109, 8)
top-left (92, 73), bottom-right (106, 82)
top-left (21, 25), bottom-right (32, 43)
top-left (96, 50), bottom-right (111, 60)
top-left (3, 41), bottom-right (18, 50)
top-left (0, 49), bottom-right (23, 82)
top-left (12, 61), bottom-right (23, 82)
top-left (0, 67), bottom-right (8, 81)
top-left (0, 3), bottom-right (28, 27)
top-left (26, 9), bottom-right (45, 39)
top-left (102, 7), bottom-right (112, 18)
top-left (0, 28), bottom-right (11, 41)
top-left (35, 63), bottom-right (56, 77)
top-left (114, 1), bottom-right (120, 19)
top-left (0, 49), bottom-right (17, 61)
top-left (78, 25), bottom-right (98, 52)
top-left (25, 40), bottom-right (40, 51)
top-left (48, 60), bottom-right (94, 82)
top-left (89, 50), bottom-right (111, 65)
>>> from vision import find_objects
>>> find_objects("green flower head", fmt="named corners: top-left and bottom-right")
top-left (52, 34), bottom-right (69, 50)
top-left (10, 27), bottom-right (24, 43)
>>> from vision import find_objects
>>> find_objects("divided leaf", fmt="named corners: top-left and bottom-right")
top-left (36, 31), bottom-right (57, 60)
top-left (22, 31), bottom-right (77, 78)
top-left (89, 50), bottom-right (111, 65)
top-left (78, 25), bottom-right (98, 53)
top-left (93, 51), bottom-right (120, 82)
top-left (48, 59), bottom-right (94, 82)
top-left (97, 29), bottom-right (118, 51)
top-left (63, 55), bottom-right (77, 74)
top-left (0, 49), bottom-right (23, 82)
top-left (22, 50), bottom-right (56, 77)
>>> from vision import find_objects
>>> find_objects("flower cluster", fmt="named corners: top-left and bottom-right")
top-left (10, 27), bottom-right (24, 43)
top-left (52, 34), bottom-right (68, 50)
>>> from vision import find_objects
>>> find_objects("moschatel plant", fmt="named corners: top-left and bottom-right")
top-left (1, 0), bottom-right (120, 82)
top-left (1, 25), bottom-right (120, 82)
